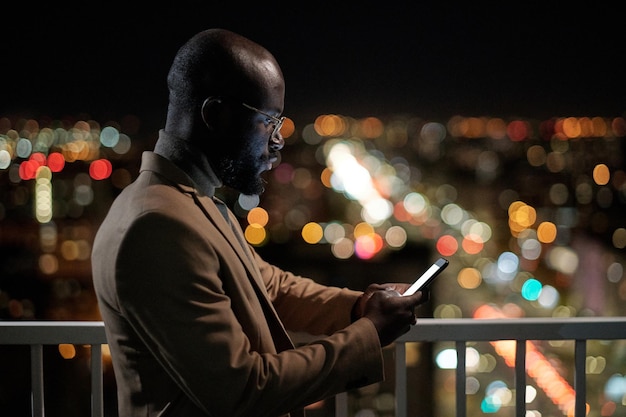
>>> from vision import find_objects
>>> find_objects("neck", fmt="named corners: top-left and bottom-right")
top-left (154, 130), bottom-right (222, 196)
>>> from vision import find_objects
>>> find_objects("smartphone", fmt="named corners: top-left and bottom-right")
top-left (402, 257), bottom-right (449, 296)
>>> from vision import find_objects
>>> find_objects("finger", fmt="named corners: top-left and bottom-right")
top-left (403, 309), bottom-right (417, 326)
top-left (384, 287), bottom-right (402, 297)
top-left (381, 283), bottom-right (412, 294)
top-left (365, 283), bottom-right (389, 295)
top-left (403, 291), bottom-right (424, 304)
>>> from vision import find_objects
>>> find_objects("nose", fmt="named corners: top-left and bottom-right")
top-left (269, 133), bottom-right (284, 151)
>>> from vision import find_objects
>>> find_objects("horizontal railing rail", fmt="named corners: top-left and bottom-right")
top-left (0, 321), bottom-right (107, 417)
top-left (2, 317), bottom-right (626, 417)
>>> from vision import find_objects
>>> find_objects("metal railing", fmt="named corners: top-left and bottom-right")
top-left (2, 318), bottom-right (626, 417)
top-left (336, 316), bottom-right (626, 417)
top-left (0, 321), bottom-right (107, 417)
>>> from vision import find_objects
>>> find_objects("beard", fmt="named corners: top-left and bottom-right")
top-left (214, 152), bottom-right (267, 196)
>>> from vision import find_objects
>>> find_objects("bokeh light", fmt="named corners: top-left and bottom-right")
top-left (245, 224), bottom-right (267, 246)
top-left (593, 163), bottom-right (610, 185)
top-left (521, 278), bottom-right (542, 301)
top-left (436, 235), bottom-right (458, 256)
top-left (89, 159), bottom-right (112, 180)
top-left (301, 222), bottom-right (324, 244)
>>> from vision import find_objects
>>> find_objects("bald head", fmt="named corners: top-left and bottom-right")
top-left (166, 28), bottom-right (284, 116)
top-left (157, 28), bottom-right (286, 195)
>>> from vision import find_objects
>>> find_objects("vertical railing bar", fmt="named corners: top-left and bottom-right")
top-left (574, 340), bottom-right (586, 417)
top-left (30, 344), bottom-right (44, 417)
top-left (335, 392), bottom-right (348, 417)
top-left (91, 344), bottom-right (104, 417)
top-left (515, 340), bottom-right (526, 417)
top-left (395, 341), bottom-right (407, 417)
top-left (455, 340), bottom-right (466, 417)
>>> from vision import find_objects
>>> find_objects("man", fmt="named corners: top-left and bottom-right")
top-left (92, 28), bottom-right (427, 417)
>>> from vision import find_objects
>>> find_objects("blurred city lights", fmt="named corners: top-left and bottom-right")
top-left (2, 107), bottom-right (626, 415)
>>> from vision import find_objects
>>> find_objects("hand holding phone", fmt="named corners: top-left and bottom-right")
top-left (402, 257), bottom-right (449, 296)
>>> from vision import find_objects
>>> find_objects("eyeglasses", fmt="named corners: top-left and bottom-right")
top-left (241, 102), bottom-right (286, 138)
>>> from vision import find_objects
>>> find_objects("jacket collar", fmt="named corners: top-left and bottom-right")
top-left (139, 151), bottom-right (250, 257)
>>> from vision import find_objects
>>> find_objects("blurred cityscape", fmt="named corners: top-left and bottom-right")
top-left (1, 110), bottom-right (626, 416)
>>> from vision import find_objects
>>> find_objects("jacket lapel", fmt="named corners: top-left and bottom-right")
top-left (190, 191), bottom-right (295, 352)
top-left (191, 191), bottom-right (262, 282)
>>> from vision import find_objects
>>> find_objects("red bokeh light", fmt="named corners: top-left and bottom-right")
top-left (47, 152), bottom-right (65, 172)
top-left (436, 235), bottom-right (458, 256)
top-left (89, 159), bottom-right (113, 180)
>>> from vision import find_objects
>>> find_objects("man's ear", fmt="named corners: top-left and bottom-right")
top-left (201, 97), bottom-right (222, 129)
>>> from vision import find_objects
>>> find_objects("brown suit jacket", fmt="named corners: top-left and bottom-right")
top-left (92, 152), bottom-right (384, 417)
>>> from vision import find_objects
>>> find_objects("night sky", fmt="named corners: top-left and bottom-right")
top-left (3, 2), bottom-right (625, 130)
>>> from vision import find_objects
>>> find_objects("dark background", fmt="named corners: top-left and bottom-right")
top-left (3, 1), bottom-right (625, 130)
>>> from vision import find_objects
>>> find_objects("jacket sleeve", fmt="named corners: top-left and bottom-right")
top-left (254, 251), bottom-right (364, 336)
top-left (115, 210), bottom-right (384, 417)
